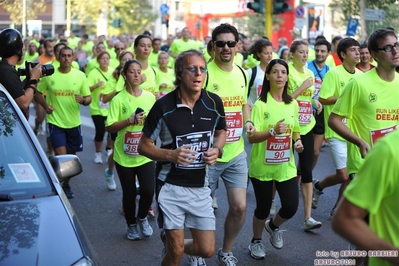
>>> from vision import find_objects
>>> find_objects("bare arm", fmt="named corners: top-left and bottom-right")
top-left (332, 198), bottom-right (399, 264)
top-left (290, 77), bottom-right (313, 99)
top-left (319, 96), bottom-right (338, 105)
top-left (328, 113), bottom-right (370, 158)
top-left (203, 129), bottom-right (226, 165)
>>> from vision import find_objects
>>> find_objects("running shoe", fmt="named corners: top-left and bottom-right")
top-left (265, 220), bottom-right (283, 249)
top-left (248, 240), bottom-right (266, 259)
top-left (215, 249), bottom-right (238, 266)
top-left (304, 217), bottom-right (322, 231)
top-left (126, 224), bottom-right (141, 240)
top-left (104, 168), bottom-right (116, 190)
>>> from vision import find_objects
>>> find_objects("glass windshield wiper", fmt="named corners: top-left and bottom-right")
top-left (0, 194), bottom-right (14, 201)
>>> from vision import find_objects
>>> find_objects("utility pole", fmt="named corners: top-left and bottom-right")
top-left (359, 0), bottom-right (367, 42)
top-left (265, 0), bottom-right (273, 41)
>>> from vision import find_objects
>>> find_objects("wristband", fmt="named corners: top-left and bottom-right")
top-left (28, 79), bottom-right (38, 85)
top-left (214, 147), bottom-right (224, 158)
top-left (269, 128), bottom-right (276, 137)
top-left (245, 120), bottom-right (254, 126)
top-left (26, 85), bottom-right (36, 94)
top-left (294, 138), bottom-right (301, 143)
top-left (81, 98), bottom-right (86, 105)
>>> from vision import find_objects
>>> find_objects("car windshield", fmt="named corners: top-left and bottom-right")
top-left (0, 92), bottom-right (53, 200)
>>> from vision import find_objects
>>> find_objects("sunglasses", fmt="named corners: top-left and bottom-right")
top-left (186, 66), bottom-right (207, 74)
top-left (214, 40), bottom-right (237, 48)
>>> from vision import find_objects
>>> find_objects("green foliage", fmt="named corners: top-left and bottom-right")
top-left (0, 0), bottom-right (46, 24)
top-left (329, 0), bottom-right (399, 36)
top-left (71, 0), bottom-right (157, 35)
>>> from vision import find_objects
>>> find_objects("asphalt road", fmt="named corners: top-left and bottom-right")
top-left (30, 105), bottom-right (350, 266)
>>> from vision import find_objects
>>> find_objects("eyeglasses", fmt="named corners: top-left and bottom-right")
top-left (377, 42), bottom-right (399, 52)
top-left (214, 40), bottom-right (237, 48)
top-left (186, 66), bottom-right (207, 74)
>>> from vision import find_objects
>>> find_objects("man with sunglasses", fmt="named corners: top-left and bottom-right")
top-left (203, 23), bottom-right (252, 266)
top-left (138, 50), bottom-right (227, 266)
top-left (329, 29), bottom-right (399, 259)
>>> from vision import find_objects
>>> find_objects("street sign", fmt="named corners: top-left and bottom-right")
top-left (295, 6), bottom-right (305, 18)
top-left (295, 18), bottom-right (305, 30)
top-left (365, 8), bottom-right (385, 21)
top-left (160, 3), bottom-right (169, 15)
top-left (346, 17), bottom-right (358, 36)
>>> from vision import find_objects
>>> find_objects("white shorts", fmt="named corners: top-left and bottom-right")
top-left (158, 183), bottom-right (215, 230)
top-left (328, 138), bottom-right (347, 170)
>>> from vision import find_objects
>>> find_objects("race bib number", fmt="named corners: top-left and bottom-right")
top-left (176, 131), bottom-right (211, 169)
top-left (123, 131), bottom-right (142, 156)
top-left (265, 135), bottom-right (291, 164)
top-left (226, 111), bottom-right (243, 142)
top-left (370, 124), bottom-right (397, 146)
top-left (297, 100), bottom-right (312, 125)
top-left (99, 93), bottom-right (109, 109)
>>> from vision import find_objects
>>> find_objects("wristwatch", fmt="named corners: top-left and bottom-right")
top-left (269, 128), bottom-right (277, 137)
top-left (215, 147), bottom-right (224, 158)
top-left (28, 79), bottom-right (38, 85)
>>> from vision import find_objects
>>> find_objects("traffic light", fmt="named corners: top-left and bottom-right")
top-left (247, 0), bottom-right (264, 14)
top-left (273, 0), bottom-right (292, 14)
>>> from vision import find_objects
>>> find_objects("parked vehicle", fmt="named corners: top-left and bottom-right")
top-left (0, 84), bottom-right (100, 265)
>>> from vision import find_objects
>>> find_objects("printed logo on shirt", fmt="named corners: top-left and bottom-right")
top-left (50, 81), bottom-right (55, 86)
top-left (340, 81), bottom-right (345, 89)
top-left (122, 106), bottom-right (127, 114)
top-left (264, 112), bottom-right (270, 120)
top-left (369, 93), bottom-right (377, 103)
top-left (212, 83), bottom-right (220, 92)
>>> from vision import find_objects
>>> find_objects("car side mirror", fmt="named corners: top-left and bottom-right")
top-left (50, 155), bottom-right (83, 183)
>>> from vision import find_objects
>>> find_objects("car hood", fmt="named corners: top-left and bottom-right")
top-left (0, 196), bottom-right (88, 265)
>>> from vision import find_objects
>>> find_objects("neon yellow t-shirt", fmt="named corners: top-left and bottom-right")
top-left (37, 68), bottom-right (90, 128)
top-left (249, 95), bottom-right (300, 181)
top-left (205, 61), bottom-right (248, 162)
top-left (24, 52), bottom-right (39, 62)
top-left (344, 129), bottom-right (399, 266)
top-left (319, 65), bottom-right (363, 139)
top-left (288, 62), bottom-right (316, 135)
top-left (67, 37), bottom-right (80, 49)
top-left (103, 74), bottom-right (118, 95)
top-left (87, 68), bottom-right (113, 116)
top-left (148, 50), bottom-right (160, 68)
top-left (115, 66), bottom-right (158, 94)
top-left (234, 53), bottom-right (244, 67)
top-left (332, 68), bottom-right (399, 174)
top-left (106, 89), bottom-right (155, 167)
top-left (155, 67), bottom-right (175, 97)
top-left (82, 41), bottom-right (95, 57)
top-left (106, 47), bottom-right (117, 59)
top-left (169, 38), bottom-right (199, 55)
top-left (203, 47), bottom-right (211, 62)
top-left (85, 58), bottom-right (99, 76)
top-left (325, 54), bottom-right (336, 68)
top-left (308, 47), bottom-right (316, 62)
top-left (52, 60), bottom-right (80, 70)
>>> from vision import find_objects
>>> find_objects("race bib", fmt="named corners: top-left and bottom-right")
top-left (265, 135), bottom-right (291, 164)
top-left (123, 131), bottom-right (142, 156)
top-left (99, 93), bottom-right (109, 109)
top-left (297, 100), bottom-right (312, 125)
top-left (175, 131), bottom-right (211, 169)
top-left (225, 111), bottom-right (243, 142)
top-left (370, 124), bottom-right (397, 146)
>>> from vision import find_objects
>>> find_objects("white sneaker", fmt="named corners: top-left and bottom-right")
top-left (304, 217), bottom-right (322, 231)
top-left (137, 217), bottom-right (153, 237)
top-left (248, 240), bottom-right (266, 259)
top-left (265, 220), bottom-right (283, 249)
top-left (106, 148), bottom-right (113, 157)
top-left (104, 168), bottom-right (116, 190)
top-left (94, 152), bottom-right (103, 164)
top-left (188, 255), bottom-right (207, 266)
top-left (312, 180), bottom-right (323, 209)
top-left (126, 224), bottom-right (141, 240)
top-left (212, 196), bottom-right (218, 209)
top-left (215, 249), bottom-right (238, 265)
top-left (269, 199), bottom-right (276, 216)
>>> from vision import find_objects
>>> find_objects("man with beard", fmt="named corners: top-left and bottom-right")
top-left (202, 23), bottom-right (252, 266)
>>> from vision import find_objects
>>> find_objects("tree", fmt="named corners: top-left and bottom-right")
top-left (71, 0), bottom-right (157, 35)
top-left (329, 0), bottom-right (399, 41)
top-left (0, 0), bottom-right (46, 25)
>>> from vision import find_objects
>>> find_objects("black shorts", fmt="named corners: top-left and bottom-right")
top-left (109, 132), bottom-right (118, 141)
top-left (313, 109), bottom-right (325, 135)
